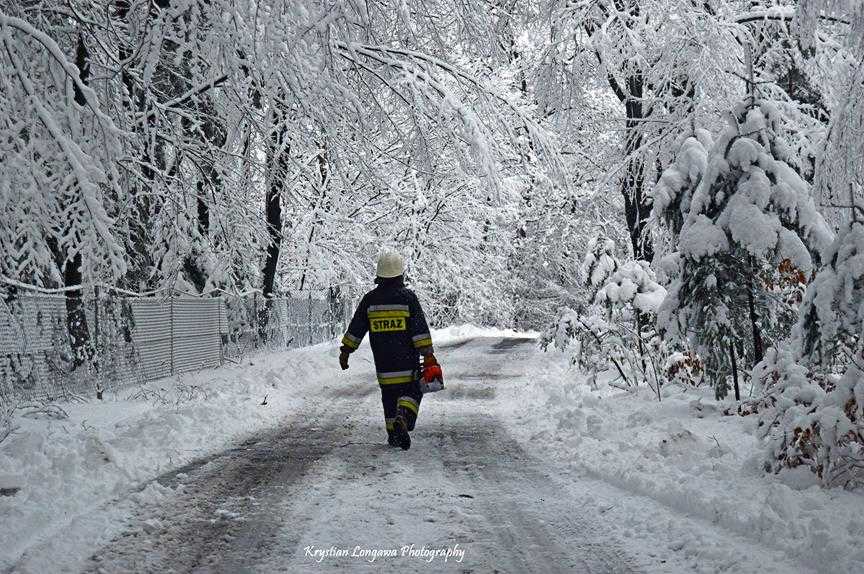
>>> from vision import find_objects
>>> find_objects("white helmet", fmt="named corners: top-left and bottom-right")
top-left (376, 250), bottom-right (405, 278)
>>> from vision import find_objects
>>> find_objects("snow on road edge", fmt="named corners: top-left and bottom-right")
top-left (0, 340), bottom-right (352, 569)
top-left (495, 345), bottom-right (864, 573)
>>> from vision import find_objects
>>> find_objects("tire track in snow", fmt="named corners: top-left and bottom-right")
top-left (428, 337), bottom-right (637, 573)
top-left (84, 411), bottom-right (352, 574)
top-left (429, 419), bottom-right (636, 574)
top-left (261, 337), bottom-right (636, 573)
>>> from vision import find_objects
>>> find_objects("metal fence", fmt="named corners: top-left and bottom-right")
top-left (0, 288), bottom-right (351, 403)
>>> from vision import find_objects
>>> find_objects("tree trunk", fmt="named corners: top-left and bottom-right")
top-left (621, 73), bottom-right (653, 263)
top-left (116, 0), bottom-right (165, 291)
top-left (728, 340), bottom-right (741, 402)
top-left (746, 261), bottom-right (765, 364)
top-left (64, 253), bottom-right (93, 368)
top-left (180, 178), bottom-right (211, 293)
top-left (588, 0), bottom-right (655, 264)
top-left (63, 33), bottom-right (94, 370)
top-left (261, 175), bottom-right (283, 298)
top-left (260, 101), bottom-right (289, 339)
top-left (298, 138), bottom-right (330, 291)
top-left (182, 99), bottom-right (225, 294)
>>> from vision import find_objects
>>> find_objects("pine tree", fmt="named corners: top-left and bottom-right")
top-left (659, 100), bottom-right (832, 399)
top-left (651, 129), bottom-right (714, 241)
top-left (796, 219), bottom-right (864, 367)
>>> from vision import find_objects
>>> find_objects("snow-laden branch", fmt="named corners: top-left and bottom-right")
top-left (134, 74), bottom-right (230, 124)
top-left (0, 12), bottom-right (123, 136)
top-left (331, 41), bottom-right (559, 151)
top-left (0, 24), bottom-right (126, 276)
top-left (735, 7), bottom-right (850, 26)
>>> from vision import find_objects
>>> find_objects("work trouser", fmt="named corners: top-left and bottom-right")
top-left (381, 381), bottom-right (422, 435)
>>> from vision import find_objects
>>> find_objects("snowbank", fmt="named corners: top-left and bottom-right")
top-left (433, 324), bottom-right (537, 345)
top-left (0, 340), bottom-right (345, 570)
top-left (497, 350), bottom-right (864, 573)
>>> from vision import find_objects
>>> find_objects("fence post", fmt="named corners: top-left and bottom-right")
top-left (253, 292), bottom-right (259, 349)
top-left (218, 297), bottom-right (224, 366)
top-left (307, 291), bottom-right (313, 345)
top-left (169, 293), bottom-right (175, 375)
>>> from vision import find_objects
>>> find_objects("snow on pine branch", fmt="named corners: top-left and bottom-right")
top-left (596, 261), bottom-right (667, 315)
top-left (680, 101), bottom-right (833, 273)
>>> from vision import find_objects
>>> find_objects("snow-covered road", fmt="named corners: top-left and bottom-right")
top-left (80, 338), bottom-right (634, 573)
top-left (5, 333), bottom-right (845, 573)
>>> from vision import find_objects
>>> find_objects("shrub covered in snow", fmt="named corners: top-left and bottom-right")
top-left (757, 345), bottom-right (864, 488)
top-left (757, 220), bottom-right (864, 487)
top-left (544, 236), bottom-right (669, 396)
top-left (541, 306), bottom-right (581, 354)
top-left (540, 307), bottom-right (611, 388)
top-left (658, 101), bottom-right (832, 400)
top-left (665, 351), bottom-right (704, 389)
top-left (596, 260), bottom-right (667, 316)
top-left (581, 236), bottom-right (619, 300)
top-left (596, 261), bottom-right (669, 396)
top-left (752, 2), bottom-right (864, 487)
top-left (795, 221), bottom-right (864, 367)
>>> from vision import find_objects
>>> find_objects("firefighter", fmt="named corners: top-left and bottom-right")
top-left (338, 250), bottom-right (436, 450)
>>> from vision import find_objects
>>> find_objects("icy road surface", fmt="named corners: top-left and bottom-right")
top-left (81, 338), bottom-right (633, 573)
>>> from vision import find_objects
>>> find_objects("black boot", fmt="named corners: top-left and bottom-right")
top-left (393, 415), bottom-right (411, 450)
top-left (387, 430), bottom-right (399, 447)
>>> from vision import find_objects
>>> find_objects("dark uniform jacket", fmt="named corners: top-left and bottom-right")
top-left (340, 278), bottom-right (434, 385)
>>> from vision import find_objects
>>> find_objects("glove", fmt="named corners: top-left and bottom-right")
top-left (420, 356), bottom-right (444, 393)
top-left (423, 364), bottom-right (443, 383)
top-left (339, 351), bottom-right (350, 370)
top-left (422, 357), bottom-right (443, 384)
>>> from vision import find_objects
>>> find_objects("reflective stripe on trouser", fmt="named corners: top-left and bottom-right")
top-left (398, 396), bottom-right (419, 415)
top-left (385, 417), bottom-right (396, 431)
top-left (380, 381), bottom-right (422, 432)
top-left (377, 370), bottom-right (414, 385)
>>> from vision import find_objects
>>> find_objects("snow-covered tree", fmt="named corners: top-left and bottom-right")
top-left (545, 244), bottom-right (667, 393)
top-left (651, 129), bottom-right (714, 243)
top-left (2, 0), bottom-right (862, 370)
top-left (659, 100), bottom-right (833, 399)
top-left (0, 0), bottom-right (566, 326)
top-left (596, 260), bottom-right (667, 319)
top-left (796, 222), bottom-right (864, 366)
top-left (756, 335), bottom-right (864, 487)
top-left (742, 1), bottom-right (864, 487)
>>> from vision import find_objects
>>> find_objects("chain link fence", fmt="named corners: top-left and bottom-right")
top-left (0, 287), bottom-right (352, 403)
